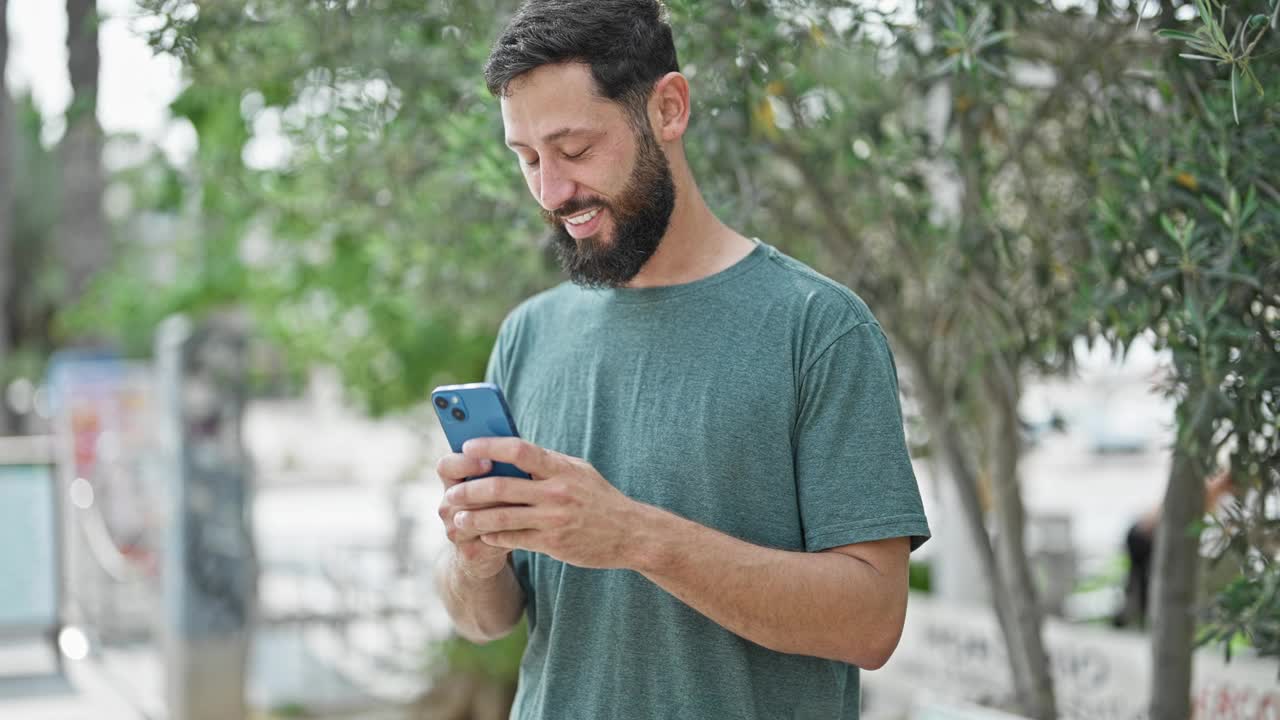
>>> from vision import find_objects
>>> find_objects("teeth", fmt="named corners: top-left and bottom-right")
top-left (566, 208), bottom-right (601, 226)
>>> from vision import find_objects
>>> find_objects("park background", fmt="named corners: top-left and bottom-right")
top-left (0, 1), bottom-right (1276, 719)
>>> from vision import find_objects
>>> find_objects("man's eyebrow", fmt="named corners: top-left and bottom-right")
top-left (505, 127), bottom-right (599, 148)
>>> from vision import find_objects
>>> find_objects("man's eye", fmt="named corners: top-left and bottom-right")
top-left (522, 156), bottom-right (540, 168)
top-left (565, 147), bottom-right (590, 160)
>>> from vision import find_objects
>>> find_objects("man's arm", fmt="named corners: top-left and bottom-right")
top-left (628, 505), bottom-right (909, 669)
top-left (434, 452), bottom-right (527, 643)
top-left (433, 550), bottom-right (525, 643)
top-left (448, 437), bottom-right (913, 668)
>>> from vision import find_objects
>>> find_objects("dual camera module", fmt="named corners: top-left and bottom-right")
top-left (434, 394), bottom-right (467, 421)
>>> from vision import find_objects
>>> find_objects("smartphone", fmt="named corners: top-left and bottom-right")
top-left (430, 382), bottom-right (531, 479)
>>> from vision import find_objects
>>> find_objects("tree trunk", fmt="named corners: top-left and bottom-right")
top-left (0, 0), bottom-right (15, 435)
top-left (904, 340), bottom-right (1054, 718)
top-left (929, 406), bottom-right (1035, 710)
top-left (945, 53), bottom-right (1057, 719)
top-left (59, 0), bottom-right (108, 318)
top-left (985, 357), bottom-right (1056, 720)
top-left (1149, 389), bottom-right (1213, 720)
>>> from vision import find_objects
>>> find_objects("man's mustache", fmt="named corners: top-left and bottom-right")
top-left (541, 197), bottom-right (611, 225)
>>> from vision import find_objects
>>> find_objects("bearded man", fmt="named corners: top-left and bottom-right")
top-left (434, 2), bottom-right (931, 718)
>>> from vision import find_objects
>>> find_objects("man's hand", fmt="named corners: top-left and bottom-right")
top-left (436, 451), bottom-right (512, 579)
top-left (441, 436), bottom-right (912, 666)
top-left (444, 437), bottom-right (643, 569)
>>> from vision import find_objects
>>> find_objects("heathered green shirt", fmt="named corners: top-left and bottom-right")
top-left (485, 240), bottom-right (930, 720)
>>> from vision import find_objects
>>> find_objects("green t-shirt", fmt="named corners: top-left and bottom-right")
top-left (485, 240), bottom-right (930, 720)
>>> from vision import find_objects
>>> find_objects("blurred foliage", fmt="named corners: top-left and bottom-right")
top-left (74, 0), bottom-right (554, 413)
top-left (1086, 0), bottom-right (1279, 665)
top-left (430, 620), bottom-right (529, 686)
top-left (909, 560), bottom-right (933, 593)
top-left (1200, 571), bottom-right (1280, 664)
top-left (262, 703), bottom-right (312, 719)
top-left (95, 0), bottom-right (1112, 419)
top-left (1, 94), bottom-right (63, 394)
top-left (1071, 554), bottom-right (1129, 597)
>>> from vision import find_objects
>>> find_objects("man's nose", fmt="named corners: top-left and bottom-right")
top-left (536, 160), bottom-right (576, 213)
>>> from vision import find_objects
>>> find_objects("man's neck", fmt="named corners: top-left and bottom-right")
top-left (624, 162), bottom-right (755, 289)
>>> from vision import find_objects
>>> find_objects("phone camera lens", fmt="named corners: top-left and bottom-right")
top-left (451, 408), bottom-right (466, 421)
top-left (434, 396), bottom-right (449, 410)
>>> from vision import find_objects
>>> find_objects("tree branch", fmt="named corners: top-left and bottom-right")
top-left (991, 22), bottom-right (1130, 181)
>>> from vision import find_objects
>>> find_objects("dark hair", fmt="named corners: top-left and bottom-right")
top-left (484, 0), bottom-right (680, 127)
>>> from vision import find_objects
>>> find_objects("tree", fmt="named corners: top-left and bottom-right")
top-left (0, 2), bottom-right (112, 432)
top-left (58, 0), bottom-right (109, 318)
top-left (690, 3), bottom-right (1141, 714)
top-left (10, 96), bottom-right (65, 367)
top-left (0, 0), bottom-right (14, 434)
top-left (669, 3), bottom-right (1071, 713)
top-left (1086, 2), bottom-right (1280, 718)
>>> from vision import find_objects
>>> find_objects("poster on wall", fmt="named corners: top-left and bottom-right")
top-left (47, 352), bottom-right (161, 576)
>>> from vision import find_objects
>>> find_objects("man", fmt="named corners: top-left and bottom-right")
top-left (434, 1), bottom-right (930, 717)
top-left (1113, 470), bottom-right (1236, 629)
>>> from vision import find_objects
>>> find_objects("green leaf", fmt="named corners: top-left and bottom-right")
top-left (1203, 195), bottom-right (1228, 221)
top-left (975, 30), bottom-right (1015, 50)
top-left (1230, 65), bottom-right (1240, 125)
top-left (1241, 63), bottom-right (1264, 97)
top-left (1209, 291), bottom-right (1229, 318)
top-left (1156, 29), bottom-right (1204, 43)
top-left (1197, 0), bottom-right (1229, 47)
top-left (1240, 187), bottom-right (1259, 225)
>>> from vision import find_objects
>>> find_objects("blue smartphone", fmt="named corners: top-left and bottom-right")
top-left (430, 382), bottom-right (531, 479)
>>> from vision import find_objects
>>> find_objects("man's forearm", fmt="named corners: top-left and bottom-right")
top-left (625, 504), bottom-right (905, 669)
top-left (435, 550), bottom-right (525, 643)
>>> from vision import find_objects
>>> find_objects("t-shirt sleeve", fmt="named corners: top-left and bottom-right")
top-left (794, 321), bottom-right (931, 552)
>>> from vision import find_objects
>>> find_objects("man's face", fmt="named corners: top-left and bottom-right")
top-left (501, 63), bottom-right (676, 288)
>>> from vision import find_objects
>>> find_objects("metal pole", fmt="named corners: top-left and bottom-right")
top-left (156, 313), bottom-right (258, 720)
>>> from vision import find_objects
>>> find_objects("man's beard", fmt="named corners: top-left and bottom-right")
top-left (541, 127), bottom-right (676, 288)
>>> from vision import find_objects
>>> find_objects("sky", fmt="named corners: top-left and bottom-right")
top-left (5, 0), bottom-right (192, 163)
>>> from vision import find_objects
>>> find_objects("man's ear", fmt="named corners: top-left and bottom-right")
top-left (649, 72), bottom-right (690, 143)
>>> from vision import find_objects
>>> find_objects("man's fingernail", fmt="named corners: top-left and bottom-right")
top-left (480, 459), bottom-right (492, 471)
top-left (455, 511), bottom-right (469, 527)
